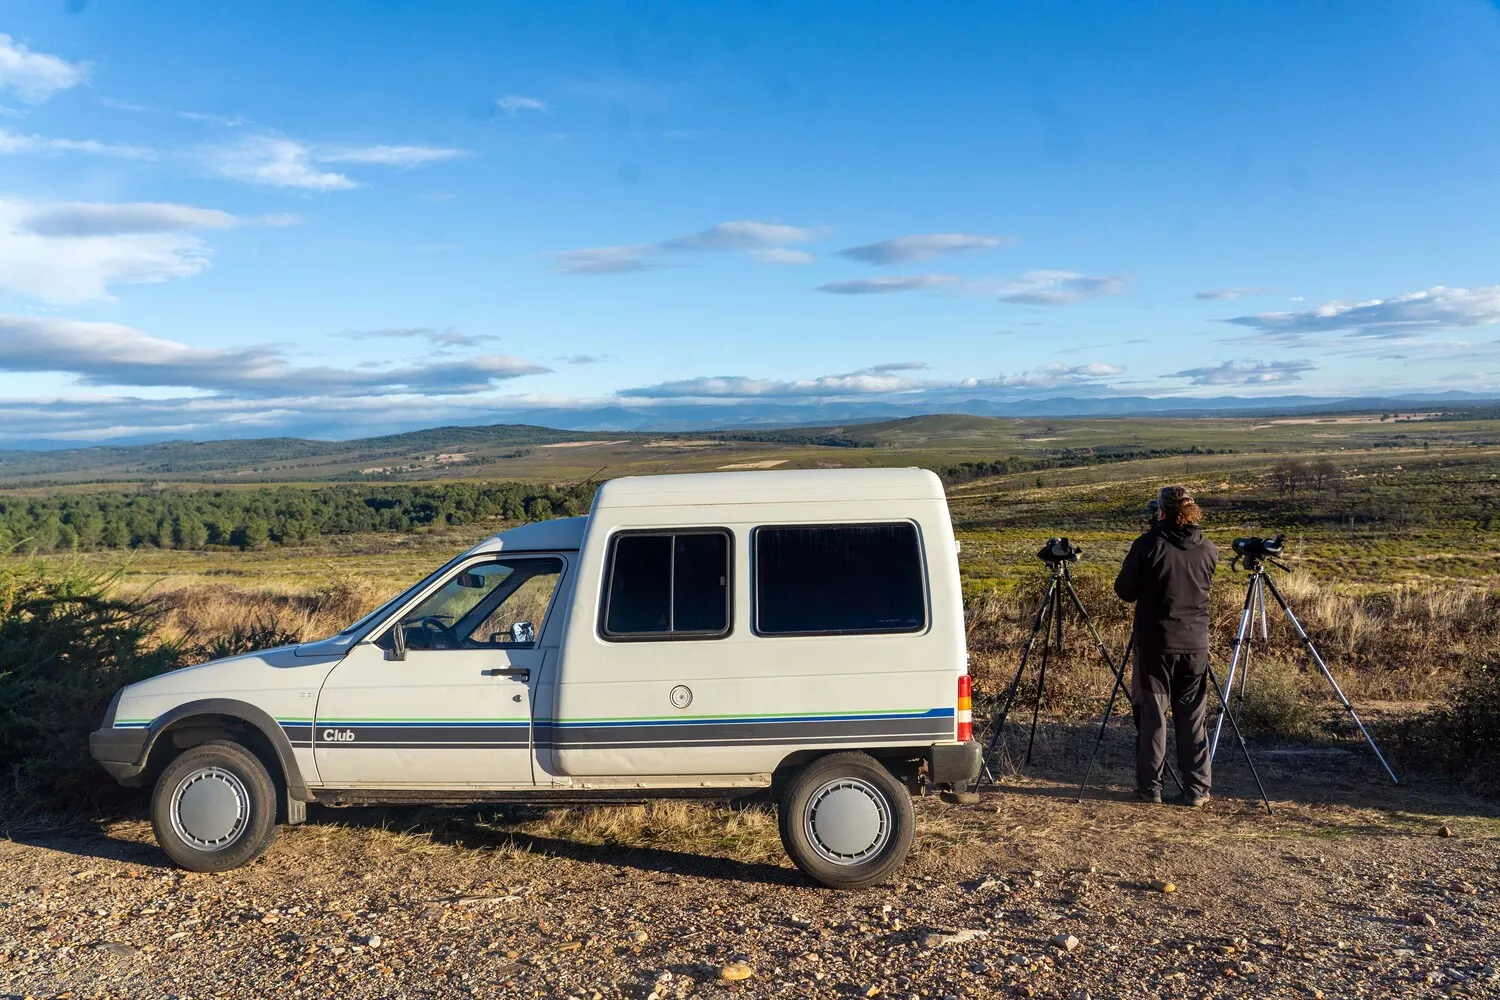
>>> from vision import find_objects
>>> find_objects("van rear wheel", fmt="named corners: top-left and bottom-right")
top-left (778, 752), bottom-right (914, 889)
top-left (151, 740), bottom-right (278, 872)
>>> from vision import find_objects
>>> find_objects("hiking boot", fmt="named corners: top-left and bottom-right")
top-left (1134, 788), bottom-right (1162, 804)
top-left (1175, 792), bottom-right (1211, 808)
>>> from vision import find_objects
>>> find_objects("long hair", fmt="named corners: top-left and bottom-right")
top-left (1163, 496), bottom-right (1203, 526)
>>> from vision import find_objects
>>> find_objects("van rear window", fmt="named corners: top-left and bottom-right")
top-left (754, 523), bottom-right (926, 635)
top-left (601, 530), bottom-right (731, 639)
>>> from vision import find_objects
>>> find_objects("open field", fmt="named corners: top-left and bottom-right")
top-left (5, 411), bottom-right (1500, 997)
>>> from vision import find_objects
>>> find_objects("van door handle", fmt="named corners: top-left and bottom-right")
top-left (482, 668), bottom-right (530, 681)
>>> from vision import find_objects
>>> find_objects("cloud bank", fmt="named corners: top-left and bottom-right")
top-left (552, 220), bottom-right (821, 274)
top-left (0, 315), bottom-right (549, 396)
top-left (837, 232), bottom-right (1014, 265)
top-left (1165, 359), bottom-right (1315, 386)
top-left (0, 199), bottom-right (301, 302)
top-left (1224, 285), bottom-right (1500, 340)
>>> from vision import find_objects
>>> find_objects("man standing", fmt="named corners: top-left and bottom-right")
top-left (1114, 485), bottom-right (1218, 806)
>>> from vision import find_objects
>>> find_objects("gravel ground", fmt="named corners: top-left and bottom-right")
top-left (3, 744), bottom-right (1498, 1000)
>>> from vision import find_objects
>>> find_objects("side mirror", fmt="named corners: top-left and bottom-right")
top-left (509, 621), bottom-right (536, 645)
top-left (384, 621), bottom-right (408, 661)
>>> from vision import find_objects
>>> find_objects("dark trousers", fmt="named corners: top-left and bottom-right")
top-left (1132, 649), bottom-right (1211, 797)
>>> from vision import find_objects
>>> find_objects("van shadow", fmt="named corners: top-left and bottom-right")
top-left (14, 806), bottom-right (809, 886)
top-left (307, 805), bottom-right (809, 887)
top-left (981, 718), bottom-right (1500, 822)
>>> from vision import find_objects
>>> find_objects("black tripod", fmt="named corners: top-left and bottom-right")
top-left (980, 540), bottom-right (1136, 784)
top-left (1210, 546), bottom-right (1400, 785)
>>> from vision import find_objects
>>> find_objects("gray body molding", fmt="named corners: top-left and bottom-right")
top-left (91, 698), bottom-right (311, 801)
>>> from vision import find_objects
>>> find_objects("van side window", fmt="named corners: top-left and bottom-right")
top-left (601, 531), bottom-right (731, 639)
top-left (754, 523), bottom-right (926, 636)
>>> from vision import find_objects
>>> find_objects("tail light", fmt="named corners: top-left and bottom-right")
top-left (956, 675), bottom-right (973, 742)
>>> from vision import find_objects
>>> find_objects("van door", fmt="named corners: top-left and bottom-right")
top-left (314, 555), bottom-right (565, 787)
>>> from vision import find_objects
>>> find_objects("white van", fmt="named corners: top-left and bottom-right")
top-left (91, 469), bottom-right (981, 888)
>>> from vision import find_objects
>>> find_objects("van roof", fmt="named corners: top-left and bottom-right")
top-left (467, 469), bottom-right (946, 553)
top-left (469, 515), bottom-right (587, 554)
top-left (593, 467), bottom-right (945, 508)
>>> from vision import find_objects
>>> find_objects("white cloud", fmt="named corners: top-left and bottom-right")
top-left (0, 199), bottom-right (214, 302)
top-left (664, 220), bottom-right (819, 252)
top-left (838, 232), bottom-right (1015, 265)
top-left (1194, 286), bottom-right (1271, 301)
top-left (320, 144), bottom-right (466, 167)
top-left (1224, 285), bottom-right (1500, 340)
top-left (0, 198), bottom-right (296, 302)
top-left (1165, 359), bottom-right (1315, 386)
top-left (178, 110), bottom-right (248, 127)
top-left (987, 270), bottom-right (1133, 305)
top-left (549, 244), bottom-right (657, 275)
top-left (0, 127), bottom-right (152, 159)
top-left (620, 360), bottom-right (1123, 400)
top-left (498, 95), bottom-right (547, 115)
top-left (346, 327), bottom-right (497, 349)
top-left (751, 248), bottom-right (814, 265)
top-left (19, 202), bottom-right (238, 237)
top-left (202, 136), bottom-right (466, 190)
top-left (0, 315), bottom-right (550, 396)
top-left (621, 369), bottom-right (938, 400)
top-left (968, 362), bottom-right (1126, 389)
top-left (204, 136), bottom-right (357, 190)
top-left (816, 273), bottom-right (959, 295)
top-left (0, 34), bottom-right (87, 103)
top-left (553, 220), bottom-right (822, 275)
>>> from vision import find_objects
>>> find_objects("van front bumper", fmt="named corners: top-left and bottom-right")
top-left (89, 727), bottom-right (149, 784)
top-left (928, 740), bottom-right (983, 788)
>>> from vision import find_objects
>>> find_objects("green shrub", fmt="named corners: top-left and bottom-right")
top-left (1435, 662), bottom-right (1500, 797)
top-left (0, 558), bottom-right (186, 815)
top-left (1231, 659), bottom-right (1321, 742)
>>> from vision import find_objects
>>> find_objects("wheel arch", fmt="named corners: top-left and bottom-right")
top-left (143, 699), bottom-right (310, 803)
top-left (771, 746), bottom-right (927, 797)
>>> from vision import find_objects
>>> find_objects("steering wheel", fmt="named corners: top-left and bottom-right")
top-left (406, 615), bottom-right (457, 649)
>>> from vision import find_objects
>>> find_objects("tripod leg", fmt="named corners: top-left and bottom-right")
top-left (1261, 575), bottom-right (1401, 785)
top-left (1237, 579), bottom-right (1260, 712)
top-left (1024, 586), bottom-right (1059, 766)
top-left (1206, 661), bottom-right (1273, 815)
top-left (1076, 664), bottom-right (1124, 802)
top-left (1211, 577), bottom-right (1259, 761)
top-left (981, 576), bottom-right (1059, 783)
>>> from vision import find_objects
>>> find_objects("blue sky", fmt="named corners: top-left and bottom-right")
top-left (2, 0), bottom-right (1500, 443)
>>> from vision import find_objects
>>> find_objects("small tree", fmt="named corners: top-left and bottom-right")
top-left (1310, 457), bottom-right (1337, 490)
top-left (232, 518), bottom-right (270, 550)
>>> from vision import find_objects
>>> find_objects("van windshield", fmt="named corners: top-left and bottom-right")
top-left (334, 552), bottom-right (470, 639)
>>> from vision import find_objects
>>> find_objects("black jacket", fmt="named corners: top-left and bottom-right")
top-left (1114, 523), bottom-right (1218, 654)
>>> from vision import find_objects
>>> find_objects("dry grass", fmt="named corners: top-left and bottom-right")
top-left (966, 569), bottom-right (1500, 722)
top-left (152, 576), bottom-right (386, 657)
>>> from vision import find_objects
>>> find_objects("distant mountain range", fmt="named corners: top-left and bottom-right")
top-left (0, 392), bottom-right (1496, 482)
top-left (7, 390), bottom-right (1499, 453)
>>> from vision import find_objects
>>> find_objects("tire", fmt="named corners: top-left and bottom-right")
top-left (777, 751), bottom-right (915, 889)
top-left (150, 740), bottom-right (279, 873)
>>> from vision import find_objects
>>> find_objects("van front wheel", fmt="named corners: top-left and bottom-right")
top-left (778, 752), bottom-right (914, 889)
top-left (151, 740), bottom-right (279, 872)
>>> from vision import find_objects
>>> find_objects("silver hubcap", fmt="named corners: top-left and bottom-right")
top-left (170, 767), bottom-right (250, 852)
top-left (804, 777), bottom-right (891, 866)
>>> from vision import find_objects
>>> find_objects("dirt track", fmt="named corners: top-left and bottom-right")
top-left (4, 732), bottom-right (1499, 1000)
